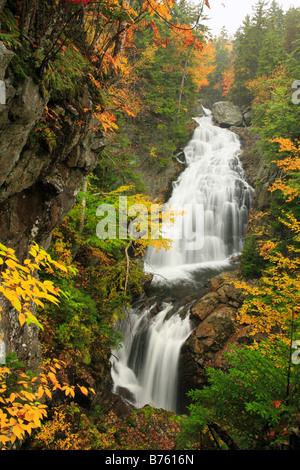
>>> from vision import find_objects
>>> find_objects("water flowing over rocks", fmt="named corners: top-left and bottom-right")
top-left (111, 109), bottom-right (255, 414)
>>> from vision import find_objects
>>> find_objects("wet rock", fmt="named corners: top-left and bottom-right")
top-left (91, 378), bottom-right (133, 418)
top-left (0, 41), bottom-right (14, 81)
top-left (178, 270), bottom-right (253, 407)
top-left (242, 106), bottom-right (252, 126)
top-left (212, 101), bottom-right (243, 128)
top-left (190, 292), bottom-right (220, 322)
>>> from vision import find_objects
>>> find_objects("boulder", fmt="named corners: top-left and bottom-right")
top-left (212, 101), bottom-right (243, 128)
top-left (177, 271), bottom-right (253, 411)
top-left (242, 106), bottom-right (252, 126)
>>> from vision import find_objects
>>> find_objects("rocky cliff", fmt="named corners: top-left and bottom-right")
top-left (0, 38), bottom-right (104, 368)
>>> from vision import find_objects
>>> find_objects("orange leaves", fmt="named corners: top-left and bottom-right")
top-left (92, 108), bottom-right (119, 135)
top-left (272, 137), bottom-right (299, 154)
top-left (222, 68), bottom-right (235, 96)
top-left (271, 138), bottom-right (300, 172)
top-left (88, 72), bottom-right (102, 91)
top-left (64, 0), bottom-right (94, 3)
top-left (187, 40), bottom-right (216, 91)
top-left (86, 59), bottom-right (139, 134)
top-left (122, 105), bottom-right (136, 118)
top-left (142, 0), bottom-right (174, 21)
top-left (246, 65), bottom-right (287, 108)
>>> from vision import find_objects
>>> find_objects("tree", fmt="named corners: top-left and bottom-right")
top-left (230, 1), bottom-right (287, 106)
top-left (0, 243), bottom-right (94, 449)
top-left (178, 338), bottom-right (300, 450)
top-left (199, 28), bottom-right (233, 103)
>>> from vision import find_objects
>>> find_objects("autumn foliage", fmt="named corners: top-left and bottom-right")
top-left (231, 138), bottom-right (300, 341)
top-left (0, 243), bottom-right (95, 448)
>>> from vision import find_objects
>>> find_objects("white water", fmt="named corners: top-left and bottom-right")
top-left (111, 302), bottom-right (192, 411)
top-left (111, 109), bottom-right (253, 412)
top-left (145, 109), bottom-right (253, 285)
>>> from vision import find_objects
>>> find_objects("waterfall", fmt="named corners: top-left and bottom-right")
top-left (110, 109), bottom-right (253, 413)
top-left (145, 108), bottom-right (253, 285)
top-left (111, 302), bottom-right (192, 411)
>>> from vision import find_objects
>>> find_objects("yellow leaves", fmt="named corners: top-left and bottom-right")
top-left (0, 242), bottom-right (70, 329)
top-left (0, 435), bottom-right (10, 445)
top-left (12, 424), bottom-right (25, 440)
top-left (268, 138), bottom-right (300, 201)
top-left (150, 147), bottom-right (158, 159)
top-left (62, 385), bottom-right (75, 398)
top-left (0, 360), bottom-right (94, 448)
top-left (269, 180), bottom-right (298, 202)
top-left (233, 238), bottom-right (300, 340)
top-left (271, 137), bottom-right (300, 156)
top-left (187, 40), bottom-right (216, 91)
top-left (47, 371), bottom-right (57, 384)
top-left (231, 136), bottom-right (300, 341)
top-left (78, 385), bottom-right (88, 396)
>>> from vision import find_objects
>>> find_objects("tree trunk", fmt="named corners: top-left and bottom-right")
top-left (177, 46), bottom-right (193, 116)
top-left (208, 421), bottom-right (240, 450)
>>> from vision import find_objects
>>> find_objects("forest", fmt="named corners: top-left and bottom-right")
top-left (0, 0), bottom-right (300, 453)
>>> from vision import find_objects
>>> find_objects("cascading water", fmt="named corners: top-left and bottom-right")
top-left (145, 108), bottom-right (253, 285)
top-left (111, 301), bottom-right (192, 411)
top-left (111, 108), bottom-right (253, 413)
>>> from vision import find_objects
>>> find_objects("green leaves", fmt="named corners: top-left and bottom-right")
top-left (179, 339), bottom-right (300, 450)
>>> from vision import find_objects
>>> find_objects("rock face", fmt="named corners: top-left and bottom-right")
top-left (231, 126), bottom-right (280, 212)
top-left (0, 41), bottom-right (103, 368)
top-left (178, 271), bottom-right (253, 411)
top-left (212, 101), bottom-right (244, 128)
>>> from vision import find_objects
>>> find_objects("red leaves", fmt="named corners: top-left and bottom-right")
top-left (272, 401), bottom-right (282, 409)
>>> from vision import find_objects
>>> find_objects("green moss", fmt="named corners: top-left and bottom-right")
top-left (47, 45), bottom-right (93, 102)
